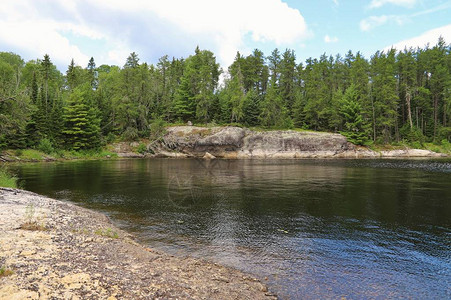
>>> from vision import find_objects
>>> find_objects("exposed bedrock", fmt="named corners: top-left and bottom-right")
top-left (160, 126), bottom-right (354, 158)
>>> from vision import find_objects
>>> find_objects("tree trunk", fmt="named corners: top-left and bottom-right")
top-left (406, 91), bottom-right (413, 129)
top-left (433, 95), bottom-right (438, 138)
top-left (371, 95), bottom-right (376, 142)
top-left (443, 103), bottom-right (447, 127)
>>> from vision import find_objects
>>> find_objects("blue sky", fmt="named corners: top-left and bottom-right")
top-left (0, 0), bottom-right (450, 71)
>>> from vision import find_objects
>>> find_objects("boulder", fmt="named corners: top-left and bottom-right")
top-left (203, 152), bottom-right (216, 159)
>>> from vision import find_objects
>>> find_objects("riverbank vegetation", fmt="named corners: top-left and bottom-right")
top-left (0, 166), bottom-right (17, 188)
top-left (1, 39), bottom-right (450, 154)
top-left (1, 148), bottom-right (117, 162)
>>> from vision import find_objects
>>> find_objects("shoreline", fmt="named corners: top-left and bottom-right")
top-left (0, 188), bottom-right (275, 299)
top-left (1, 148), bottom-right (448, 164)
top-left (1, 126), bottom-right (449, 164)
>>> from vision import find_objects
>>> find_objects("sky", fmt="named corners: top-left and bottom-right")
top-left (0, 0), bottom-right (450, 72)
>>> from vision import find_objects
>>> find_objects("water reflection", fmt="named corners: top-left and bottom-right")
top-left (13, 158), bottom-right (451, 299)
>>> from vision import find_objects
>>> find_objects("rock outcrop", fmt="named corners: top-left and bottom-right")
top-left (154, 126), bottom-right (445, 159)
top-left (160, 126), bottom-right (351, 158)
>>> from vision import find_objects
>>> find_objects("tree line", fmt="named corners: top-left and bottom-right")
top-left (1, 39), bottom-right (450, 151)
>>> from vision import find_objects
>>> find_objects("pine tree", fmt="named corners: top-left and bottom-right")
top-left (87, 57), bottom-right (97, 89)
top-left (63, 85), bottom-right (101, 150)
top-left (228, 53), bottom-right (246, 123)
top-left (259, 78), bottom-right (290, 128)
top-left (340, 84), bottom-right (367, 145)
top-left (370, 50), bottom-right (399, 143)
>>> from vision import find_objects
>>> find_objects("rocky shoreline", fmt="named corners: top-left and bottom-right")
top-left (0, 126), bottom-right (447, 163)
top-left (148, 126), bottom-right (446, 159)
top-left (0, 188), bottom-right (275, 299)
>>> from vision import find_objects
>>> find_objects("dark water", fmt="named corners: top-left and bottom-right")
top-left (11, 159), bottom-right (451, 299)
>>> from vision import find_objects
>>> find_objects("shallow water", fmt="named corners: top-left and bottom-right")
top-left (12, 159), bottom-right (451, 299)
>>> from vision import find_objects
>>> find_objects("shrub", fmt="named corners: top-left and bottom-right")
top-left (0, 266), bottom-right (13, 277)
top-left (400, 125), bottom-right (425, 144)
top-left (136, 143), bottom-right (147, 154)
top-left (149, 117), bottom-right (166, 140)
top-left (37, 138), bottom-right (54, 154)
top-left (441, 139), bottom-right (451, 153)
top-left (122, 127), bottom-right (139, 141)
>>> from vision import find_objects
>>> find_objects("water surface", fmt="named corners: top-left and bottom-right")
top-left (12, 159), bottom-right (451, 299)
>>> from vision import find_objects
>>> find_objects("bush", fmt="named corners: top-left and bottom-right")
top-left (136, 143), bottom-right (147, 154)
top-left (37, 138), bottom-right (54, 154)
top-left (149, 117), bottom-right (166, 140)
top-left (400, 125), bottom-right (425, 144)
top-left (437, 127), bottom-right (451, 142)
top-left (410, 141), bottom-right (422, 149)
top-left (105, 132), bottom-right (117, 144)
top-left (441, 139), bottom-right (451, 152)
top-left (122, 127), bottom-right (139, 141)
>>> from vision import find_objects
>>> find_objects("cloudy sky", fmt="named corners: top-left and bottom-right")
top-left (1, 0), bottom-right (450, 71)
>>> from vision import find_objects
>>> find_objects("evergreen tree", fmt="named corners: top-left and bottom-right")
top-left (87, 57), bottom-right (98, 89)
top-left (370, 50), bottom-right (399, 143)
top-left (340, 84), bottom-right (367, 145)
top-left (260, 77), bottom-right (290, 128)
top-left (63, 85), bottom-right (101, 150)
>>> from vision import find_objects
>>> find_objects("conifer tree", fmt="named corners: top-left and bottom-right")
top-left (340, 84), bottom-right (367, 145)
top-left (63, 85), bottom-right (101, 150)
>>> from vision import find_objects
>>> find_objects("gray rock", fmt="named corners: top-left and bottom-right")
top-left (151, 126), bottom-right (446, 159)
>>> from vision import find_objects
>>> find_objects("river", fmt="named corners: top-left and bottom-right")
top-left (12, 158), bottom-right (451, 299)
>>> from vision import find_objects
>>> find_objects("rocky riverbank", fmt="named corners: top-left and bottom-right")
top-left (149, 126), bottom-right (446, 159)
top-left (0, 188), bottom-right (275, 299)
top-left (0, 126), bottom-right (446, 163)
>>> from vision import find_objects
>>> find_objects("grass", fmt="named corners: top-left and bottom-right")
top-left (0, 266), bottom-right (13, 277)
top-left (19, 221), bottom-right (47, 231)
top-left (367, 140), bottom-right (451, 155)
top-left (19, 204), bottom-right (47, 231)
top-left (94, 227), bottom-right (119, 239)
top-left (17, 149), bottom-right (46, 160)
top-left (3, 148), bottom-right (118, 162)
top-left (424, 142), bottom-right (451, 155)
top-left (0, 166), bottom-right (18, 188)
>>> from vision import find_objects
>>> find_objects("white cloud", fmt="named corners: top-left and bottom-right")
top-left (324, 35), bottom-right (339, 43)
top-left (332, 0), bottom-right (339, 6)
top-left (0, 18), bottom-right (90, 68)
top-left (360, 15), bottom-right (407, 31)
top-left (384, 24), bottom-right (451, 51)
top-left (0, 0), bottom-right (310, 70)
top-left (369, 0), bottom-right (417, 9)
top-left (103, 0), bottom-right (309, 66)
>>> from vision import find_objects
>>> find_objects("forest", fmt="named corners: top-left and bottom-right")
top-left (0, 38), bottom-right (450, 152)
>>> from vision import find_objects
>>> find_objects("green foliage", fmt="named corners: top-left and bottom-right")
top-left (16, 149), bottom-right (46, 160)
top-left (122, 126), bottom-right (139, 141)
top-left (0, 166), bottom-right (18, 188)
top-left (0, 266), bottom-right (14, 277)
top-left (400, 125), bottom-right (425, 145)
top-left (95, 227), bottom-right (119, 239)
top-left (1, 38), bottom-right (451, 152)
top-left (149, 116), bottom-right (167, 140)
top-left (259, 79), bottom-right (291, 128)
top-left (63, 85), bottom-right (101, 149)
top-left (441, 139), bottom-right (451, 152)
top-left (136, 143), bottom-right (147, 154)
top-left (340, 84), bottom-right (368, 145)
top-left (37, 138), bottom-right (54, 154)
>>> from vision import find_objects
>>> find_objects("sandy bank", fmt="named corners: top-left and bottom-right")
top-left (0, 188), bottom-right (275, 299)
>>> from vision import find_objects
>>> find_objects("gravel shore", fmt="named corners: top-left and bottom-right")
top-left (0, 188), bottom-right (275, 299)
